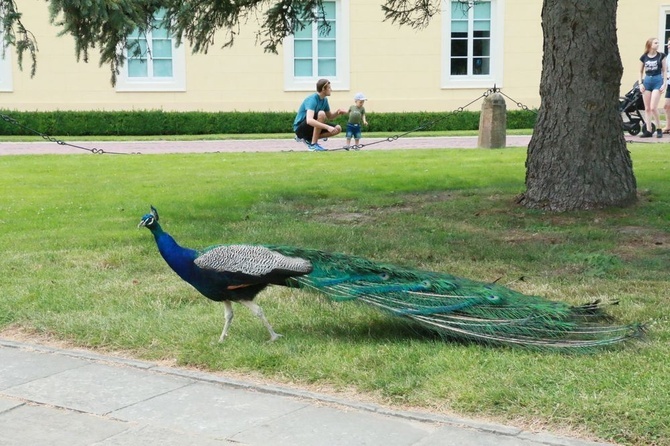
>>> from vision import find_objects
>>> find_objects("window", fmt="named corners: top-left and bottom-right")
top-left (284, 0), bottom-right (350, 91)
top-left (662, 9), bottom-right (670, 57)
top-left (442, 0), bottom-right (504, 88)
top-left (116, 9), bottom-right (185, 92)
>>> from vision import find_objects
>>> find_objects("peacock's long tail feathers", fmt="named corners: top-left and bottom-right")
top-left (269, 246), bottom-right (643, 351)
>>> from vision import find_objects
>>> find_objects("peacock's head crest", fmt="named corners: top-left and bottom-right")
top-left (138, 205), bottom-right (160, 229)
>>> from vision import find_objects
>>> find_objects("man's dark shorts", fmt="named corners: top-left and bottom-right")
top-left (295, 120), bottom-right (337, 141)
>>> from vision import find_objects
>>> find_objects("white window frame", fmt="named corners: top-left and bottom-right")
top-left (283, 0), bottom-right (350, 91)
top-left (659, 5), bottom-right (670, 60)
top-left (115, 20), bottom-right (186, 92)
top-left (0, 41), bottom-right (12, 92)
top-left (441, 0), bottom-right (504, 89)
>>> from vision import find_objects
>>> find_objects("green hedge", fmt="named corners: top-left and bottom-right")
top-left (0, 109), bottom-right (537, 136)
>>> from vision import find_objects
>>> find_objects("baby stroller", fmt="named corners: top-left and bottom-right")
top-left (620, 81), bottom-right (655, 135)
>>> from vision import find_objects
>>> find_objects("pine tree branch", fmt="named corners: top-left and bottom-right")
top-left (2, 0), bottom-right (447, 84)
top-left (381, 0), bottom-right (440, 29)
top-left (1, 0), bottom-right (38, 76)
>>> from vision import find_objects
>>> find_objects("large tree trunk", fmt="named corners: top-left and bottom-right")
top-left (518, 0), bottom-right (637, 211)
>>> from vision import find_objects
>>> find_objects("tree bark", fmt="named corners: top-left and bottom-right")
top-left (518, 0), bottom-right (637, 211)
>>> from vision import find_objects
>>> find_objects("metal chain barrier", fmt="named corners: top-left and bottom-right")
top-left (488, 87), bottom-right (652, 145)
top-left (330, 90), bottom-right (489, 152)
top-left (329, 86), bottom-right (536, 152)
top-left (493, 87), bottom-right (538, 114)
top-left (0, 113), bottom-right (138, 155)
top-left (1, 85), bottom-right (538, 155)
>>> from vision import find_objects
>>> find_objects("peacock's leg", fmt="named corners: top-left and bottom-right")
top-left (218, 301), bottom-right (234, 342)
top-left (240, 300), bottom-right (282, 341)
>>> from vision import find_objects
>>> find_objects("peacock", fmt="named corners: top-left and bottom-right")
top-left (138, 206), bottom-right (643, 350)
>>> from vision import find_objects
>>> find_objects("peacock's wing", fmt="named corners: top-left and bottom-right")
top-left (194, 244), bottom-right (313, 286)
top-left (268, 246), bottom-right (643, 351)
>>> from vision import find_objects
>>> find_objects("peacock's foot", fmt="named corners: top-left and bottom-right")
top-left (269, 333), bottom-right (283, 342)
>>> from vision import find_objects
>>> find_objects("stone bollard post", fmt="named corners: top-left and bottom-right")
top-left (477, 92), bottom-right (507, 148)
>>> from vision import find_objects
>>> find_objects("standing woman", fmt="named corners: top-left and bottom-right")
top-left (639, 37), bottom-right (667, 138)
top-left (663, 37), bottom-right (670, 134)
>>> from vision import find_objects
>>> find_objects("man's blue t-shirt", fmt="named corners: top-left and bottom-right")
top-left (293, 93), bottom-right (331, 131)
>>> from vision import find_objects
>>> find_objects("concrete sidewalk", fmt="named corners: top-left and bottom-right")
top-left (0, 135), bottom-right (534, 155)
top-left (0, 339), bottom-right (614, 446)
top-left (0, 134), bottom-right (670, 155)
top-left (0, 132), bottom-right (661, 155)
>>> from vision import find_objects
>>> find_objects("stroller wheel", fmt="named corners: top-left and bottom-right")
top-left (628, 123), bottom-right (641, 135)
top-left (636, 122), bottom-right (656, 136)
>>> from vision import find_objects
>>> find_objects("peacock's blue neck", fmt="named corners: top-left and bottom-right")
top-left (149, 224), bottom-right (200, 283)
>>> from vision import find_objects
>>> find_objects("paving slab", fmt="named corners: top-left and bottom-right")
top-left (3, 362), bottom-right (192, 415)
top-left (111, 382), bottom-right (309, 438)
top-left (415, 425), bottom-right (612, 446)
top-left (0, 347), bottom-right (88, 390)
top-left (0, 403), bottom-right (128, 446)
top-left (415, 425), bottom-right (542, 446)
top-left (229, 402), bottom-right (435, 446)
top-left (92, 424), bottom-right (235, 445)
top-left (0, 395), bottom-right (22, 413)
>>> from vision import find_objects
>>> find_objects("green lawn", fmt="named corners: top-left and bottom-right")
top-left (0, 144), bottom-right (668, 445)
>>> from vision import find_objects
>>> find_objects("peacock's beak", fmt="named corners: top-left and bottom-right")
top-left (138, 219), bottom-right (147, 228)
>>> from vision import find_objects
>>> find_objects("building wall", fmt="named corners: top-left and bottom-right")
top-left (0, 1), bottom-right (665, 113)
top-left (619, 1), bottom-right (670, 92)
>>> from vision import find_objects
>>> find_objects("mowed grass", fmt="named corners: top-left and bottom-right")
top-left (0, 144), bottom-right (668, 445)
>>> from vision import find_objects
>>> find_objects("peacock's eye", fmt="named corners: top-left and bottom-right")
top-left (486, 294), bottom-right (501, 303)
top-left (421, 280), bottom-right (431, 287)
top-left (379, 273), bottom-right (390, 280)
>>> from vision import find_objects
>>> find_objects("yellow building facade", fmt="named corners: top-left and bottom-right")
top-left (0, 0), bottom-right (667, 113)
